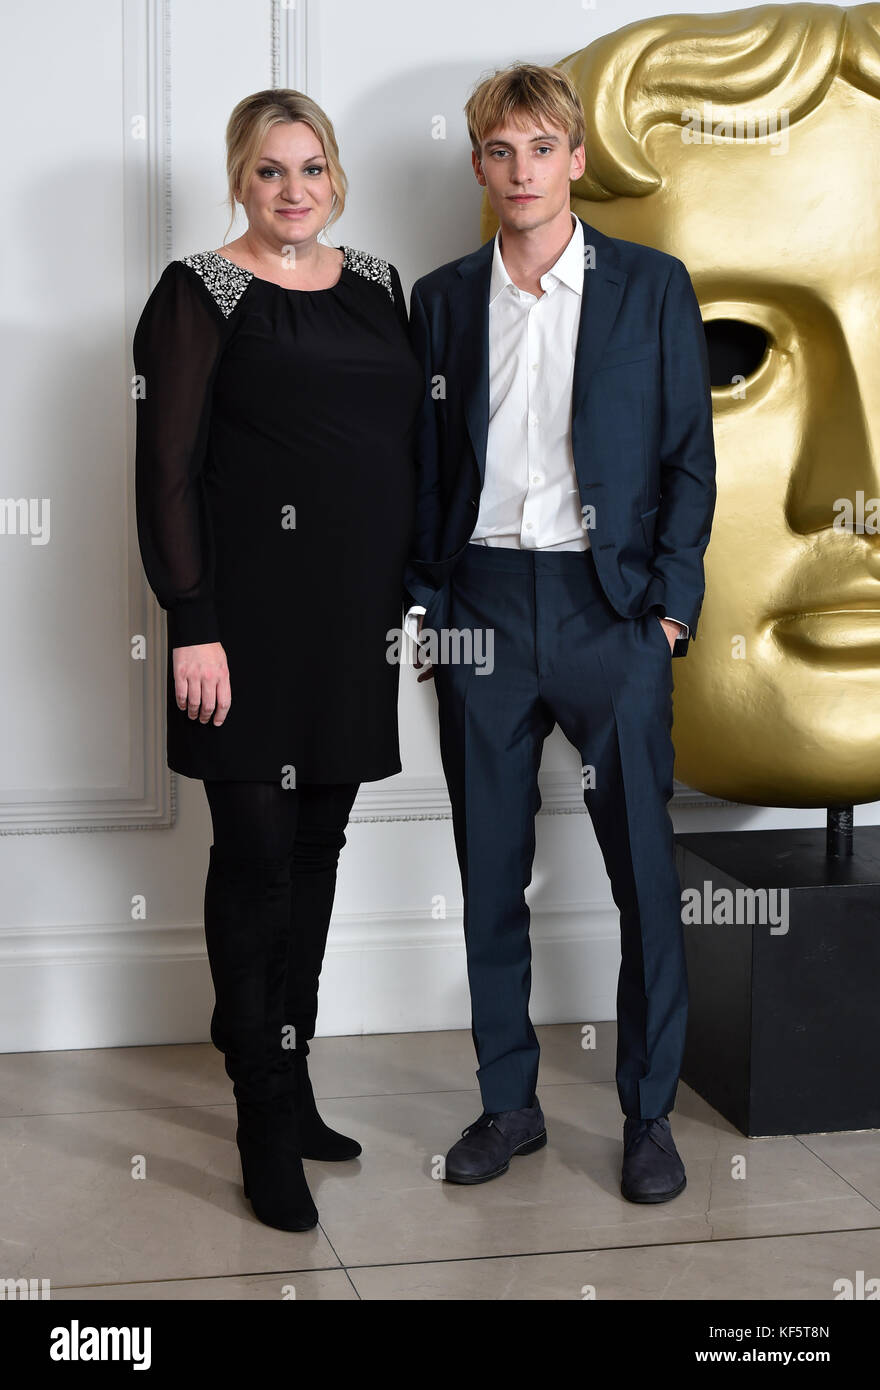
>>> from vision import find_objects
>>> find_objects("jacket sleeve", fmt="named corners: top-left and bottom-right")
top-left (650, 257), bottom-right (717, 639)
top-left (133, 260), bottom-right (225, 649)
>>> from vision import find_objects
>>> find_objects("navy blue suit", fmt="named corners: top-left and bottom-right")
top-left (405, 218), bottom-right (716, 1118)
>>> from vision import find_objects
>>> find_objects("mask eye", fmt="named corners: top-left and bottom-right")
top-left (703, 319), bottom-right (769, 388)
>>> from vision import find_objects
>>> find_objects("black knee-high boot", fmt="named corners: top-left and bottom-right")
top-left (283, 797), bottom-right (362, 1161)
top-left (204, 844), bottom-right (318, 1230)
top-left (293, 1040), bottom-right (362, 1161)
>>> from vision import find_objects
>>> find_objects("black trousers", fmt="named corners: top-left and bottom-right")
top-left (201, 779), bottom-right (359, 1102)
top-left (430, 542), bottom-right (687, 1120)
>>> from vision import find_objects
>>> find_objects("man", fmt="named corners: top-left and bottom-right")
top-left (404, 63), bottom-right (716, 1202)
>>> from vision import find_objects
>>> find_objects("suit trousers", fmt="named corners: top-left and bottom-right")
top-left (429, 541), bottom-right (687, 1119)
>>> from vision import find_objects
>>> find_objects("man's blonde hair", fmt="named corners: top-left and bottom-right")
top-left (464, 62), bottom-right (586, 157)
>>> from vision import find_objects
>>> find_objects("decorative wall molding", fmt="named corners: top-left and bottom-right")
top-left (0, 766), bottom-right (730, 833)
top-left (349, 773), bottom-right (735, 822)
top-left (0, 917), bottom-right (206, 967)
top-left (0, 776), bottom-right (178, 836)
top-left (271, 0), bottom-right (312, 91)
top-left (0, 901), bottom-right (622, 1050)
top-left (123, 0), bottom-right (175, 829)
top-left (0, 902), bottom-right (612, 969)
top-left (0, 0), bottom-right (174, 836)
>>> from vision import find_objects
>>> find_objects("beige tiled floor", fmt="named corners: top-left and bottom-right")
top-left (1, 1024), bottom-right (877, 1300)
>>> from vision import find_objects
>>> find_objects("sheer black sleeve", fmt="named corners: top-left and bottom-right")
top-left (133, 260), bottom-right (227, 649)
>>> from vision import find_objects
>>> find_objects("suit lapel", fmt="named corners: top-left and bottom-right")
top-left (571, 218), bottom-right (628, 425)
top-left (449, 239), bottom-right (493, 487)
top-left (448, 217), bottom-right (628, 488)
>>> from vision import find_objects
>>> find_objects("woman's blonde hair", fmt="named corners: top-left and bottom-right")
top-left (464, 62), bottom-right (586, 157)
top-left (223, 89), bottom-right (348, 241)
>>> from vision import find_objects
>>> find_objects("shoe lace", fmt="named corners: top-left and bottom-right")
top-left (626, 1117), bottom-right (674, 1156)
top-left (461, 1112), bottom-right (496, 1139)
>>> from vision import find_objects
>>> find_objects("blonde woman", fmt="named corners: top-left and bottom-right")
top-left (133, 91), bottom-right (422, 1231)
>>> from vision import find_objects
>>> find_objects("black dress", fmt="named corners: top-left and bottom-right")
top-left (133, 247), bottom-right (423, 784)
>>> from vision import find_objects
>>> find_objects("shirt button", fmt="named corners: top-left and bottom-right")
top-left (525, 522), bottom-right (534, 531)
top-left (531, 475), bottom-right (542, 483)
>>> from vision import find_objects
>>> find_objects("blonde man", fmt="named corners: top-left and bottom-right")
top-left (404, 63), bottom-right (716, 1202)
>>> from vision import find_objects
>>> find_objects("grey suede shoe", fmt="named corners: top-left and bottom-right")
top-left (621, 1115), bottom-right (687, 1203)
top-left (444, 1102), bottom-right (547, 1185)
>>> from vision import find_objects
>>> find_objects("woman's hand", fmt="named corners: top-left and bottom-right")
top-left (172, 643), bottom-right (231, 725)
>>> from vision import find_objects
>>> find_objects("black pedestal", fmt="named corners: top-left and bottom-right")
top-left (674, 827), bottom-right (880, 1137)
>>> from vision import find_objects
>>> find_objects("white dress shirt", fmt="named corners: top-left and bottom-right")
top-left (406, 214), bottom-right (688, 641)
top-left (471, 211), bottom-right (588, 551)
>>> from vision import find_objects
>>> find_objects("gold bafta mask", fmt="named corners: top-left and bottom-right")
top-left (482, 4), bottom-right (880, 807)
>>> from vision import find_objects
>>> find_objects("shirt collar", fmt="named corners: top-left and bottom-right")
top-left (490, 212), bottom-right (583, 304)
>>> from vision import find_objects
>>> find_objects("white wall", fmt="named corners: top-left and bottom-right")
top-left (0, 0), bottom-right (872, 1053)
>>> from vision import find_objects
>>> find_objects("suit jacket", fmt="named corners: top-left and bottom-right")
top-left (403, 217), bottom-right (717, 657)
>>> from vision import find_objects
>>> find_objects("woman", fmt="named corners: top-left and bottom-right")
top-left (133, 90), bottom-right (423, 1231)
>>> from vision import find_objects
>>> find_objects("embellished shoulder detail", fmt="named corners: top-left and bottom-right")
top-left (341, 245), bottom-right (394, 302)
top-left (179, 250), bottom-right (253, 318)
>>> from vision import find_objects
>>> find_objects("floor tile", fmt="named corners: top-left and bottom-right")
top-left (0, 1021), bottom-right (615, 1119)
top-left (0, 1043), bottom-right (228, 1118)
top-left (0, 1105), bottom-right (337, 1285)
top-left (3, 1027), bottom-right (877, 1299)
top-left (796, 1131), bottom-right (880, 1211)
top-left (310, 1083), bottom-right (879, 1266)
top-left (305, 1020), bottom-right (616, 1100)
top-left (51, 1269), bottom-right (357, 1300)
top-left (350, 1228), bottom-right (880, 1300)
